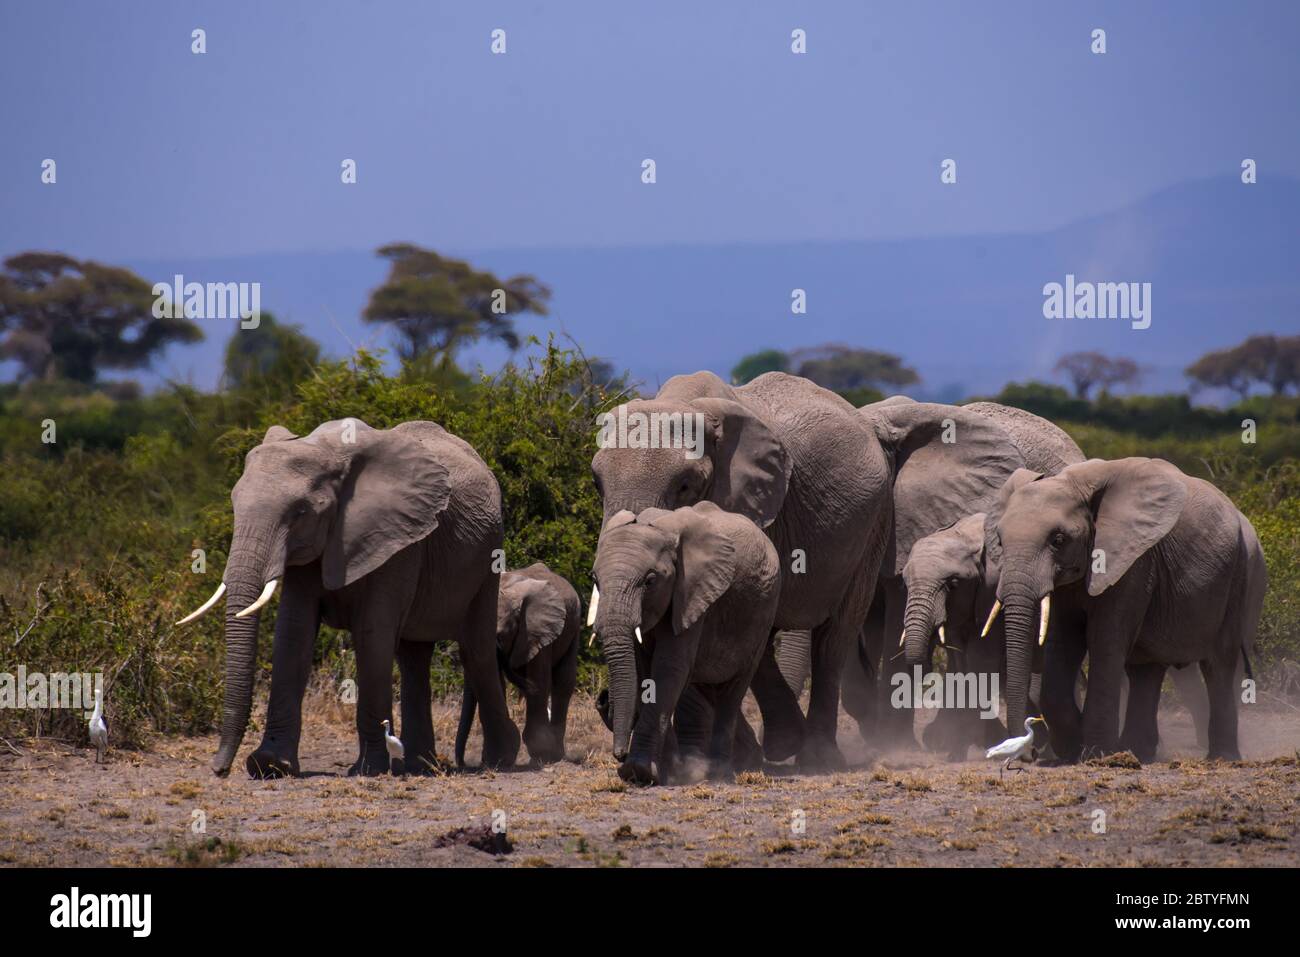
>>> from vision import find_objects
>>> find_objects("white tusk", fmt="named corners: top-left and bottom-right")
top-left (547, 705), bottom-right (552, 721)
top-left (175, 582), bottom-right (226, 625)
top-left (1038, 593), bottom-right (1051, 646)
top-left (635, 626), bottom-right (642, 644)
top-left (938, 625), bottom-right (946, 645)
top-left (981, 599), bottom-right (1002, 638)
top-left (588, 630), bottom-right (597, 648)
top-left (587, 585), bottom-right (599, 626)
top-left (235, 579), bottom-right (279, 619)
top-left (898, 629), bottom-right (906, 648)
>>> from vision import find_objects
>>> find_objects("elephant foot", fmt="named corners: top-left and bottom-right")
top-left (796, 735), bottom-right (847, 773)
top-left (402, 752), bottom-right (445, 776)
top-left (479, 722), bottom-right (522, 770)
top-left (347, 749), bottom-right (391, 777)
top-left (760, 717), bottom-right (805, 763)
top-left (732, 729), bottom-right (764, 772)
top-left (617, 756), bottom-right (660, 786)
top-left (246, 745), bottom-right (299, 779)
top-left (1207, 745), bottom-right (1242, 762)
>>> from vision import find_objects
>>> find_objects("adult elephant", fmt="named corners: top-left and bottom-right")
top-left (776, 399), bottom-right (1085, 748)
top-left (986, 458), bottom-right (1266, 761)
top-left (177, 418), bottom-right (521, 777)
top-left (590, 372), bottom-right (891, 769)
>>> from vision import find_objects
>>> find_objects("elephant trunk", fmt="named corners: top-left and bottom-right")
top-left (774, 630), bottom-right (811, 697)
top-left (211, 518), bottom-right (285, 776)
top-left (998, 578), bottom-right (1041, 735)
top-left (596, 586), bottom-right (643, 761)
top-left (903, 585), bottom-right (944, 669)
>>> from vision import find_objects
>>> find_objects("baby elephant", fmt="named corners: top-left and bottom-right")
top-left (592, 501), bottom-right (781, 785)
top-left (455, 563), bottom-right (580, 766)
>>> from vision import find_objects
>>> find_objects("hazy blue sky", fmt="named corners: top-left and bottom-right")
top-left (4, 1), bottom-right (1299, 261)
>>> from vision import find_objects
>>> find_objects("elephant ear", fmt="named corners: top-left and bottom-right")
top-left (648, 505), bottom-right (738, 634)
top-left (319, 422), bottom-right (452, 590)
top-left (262, 425), bottom-right (297, 443)
top-left (506, 578), bottom-right (568, 670)
top-left (1066, 458), bottom-right (1188, 597)
top-left (870, 403), bottom-right (1027, 577)
top-left (950, 512), bottom-right (987, 567)
top-left (984, 469), bottom-right (1044, 569)
top-left (690, 397), bottom-right (791, 529)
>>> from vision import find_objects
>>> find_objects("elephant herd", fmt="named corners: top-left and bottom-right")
top-left (178, 371), bottom-right (1266, 783)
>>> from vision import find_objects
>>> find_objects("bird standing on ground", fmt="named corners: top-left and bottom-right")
top-left (986, 716), bottom-right (1047, 778)
top-left (88, 686), bottom-right (109, 764)
top-left (381, 719), bottom-right (404, 764)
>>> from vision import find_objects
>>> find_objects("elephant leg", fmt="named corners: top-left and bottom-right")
top-left (397, 640), bottom-right (436, 774)
top-left (1080, 639), bottom-right (1129, 761)
top-left (547, 638), bottom-right (579, 763)
top-left (1169, 663), bottom-right (1210, 749)
top-left (247, 567), bottom-right (320, 778)
top-left (801, 580), bottom-right (875, 771)
top-left (774, 630), bottom-right (811, 697)
top-left (458, 577), bottom-right (521, 769)
top-left (1119, 662), bottom-right (1165, 763)
top-left (521, 652), bottom-right (556, 764)
top-left (873, 580), bottom-right (916, 750)
top-left (840, 627), bottom-right (876, 744)
top-left (351, 626), bottom-right (399, 777)
top-left (1200, 658), bottom-right (1242, 761)
top-left (706, 676), bottom-right (751, 780)
top-left (670, 684), bottom-right (713, 782)
top-left (731, 712), bottom-right (764, 771)
top-left (749, 633), bottom-right (805, 762)
top-left (1041, 629), bottom-right (1086, 763)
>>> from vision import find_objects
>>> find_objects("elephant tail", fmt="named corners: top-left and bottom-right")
top-left (454, 680), bottom-right (477, 768)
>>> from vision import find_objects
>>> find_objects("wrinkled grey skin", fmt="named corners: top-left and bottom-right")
top-left (779, 398), bottom-right (1084, 749)
top-left (456, 563), bottom-right (579, 766)
top-left (592, 372), bottom-right (889, 770)
top-left (988, 458), bottom-right (1266, 762)
top-left (593, 502), bottom-right (781, 785)
top-left (209, 419), bottom-right (520, 778)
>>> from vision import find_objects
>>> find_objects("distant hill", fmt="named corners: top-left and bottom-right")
top-left (130, 175), bottom-right (1300, 399)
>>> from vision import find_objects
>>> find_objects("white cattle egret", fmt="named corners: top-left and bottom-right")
top-left (1038, 594), bottom-right (1051, 646)
top-left (88, 687), bottom-right (109, 764)
top-left (981, 599), bottom-right (1002, 637)
top-left (986, 716), bottom-right (1047, 778)
top-left (586, 585), bottom-right (599, 626)
top-left (381, 719), bottom-right (404, 762)
top-left (235, 579), bottom-right (279, 619)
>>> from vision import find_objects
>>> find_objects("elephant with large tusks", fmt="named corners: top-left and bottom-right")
top-left (455, 562), bottom-right (580, 766)
top-left (591, 371), bottom-right (891, 771)
top-left (177, 418), bottom-right (520, 778)
top-left (986, 457), bottom-right (1266, 762)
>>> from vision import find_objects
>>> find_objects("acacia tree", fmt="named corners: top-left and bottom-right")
top-left (1186, 335), bottom-right (1300, 399)
top-left (730, 348), bottom-right (791, 385)
top-left (0, 252), bottom-right (202, 384)
top-left (362, 243), bottom-right (550, 367)
top-left (1053, 351), bottom-right (1141, 399)
top-left (222, 312), bottom-right (321, 404)
top-left (790, 343), bottom-right (919, 393)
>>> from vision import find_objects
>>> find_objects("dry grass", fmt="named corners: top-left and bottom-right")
top-left (0, 692), bottom-right (1297, 867)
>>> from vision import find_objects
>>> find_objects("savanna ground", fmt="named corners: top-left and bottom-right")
top-left (2, 689), bottom-right (1297, 868)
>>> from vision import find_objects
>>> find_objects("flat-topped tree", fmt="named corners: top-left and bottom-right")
top-left (0, 252), bottom-right (203, 384)
top-left (363, 243), bottom-right (550, 369)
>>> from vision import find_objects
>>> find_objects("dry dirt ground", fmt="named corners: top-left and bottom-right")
top-left (2, 692), bottom-right (1297, 868)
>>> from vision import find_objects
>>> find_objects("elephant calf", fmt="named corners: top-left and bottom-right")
top-left (591, 501), bottom-right (781, 785)
top-left (455, 563), bottom-right (580, 766)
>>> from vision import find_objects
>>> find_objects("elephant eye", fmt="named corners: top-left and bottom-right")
top-left (1050, 532), bottom-right (1066, 548)
top-left (645, 571), bottom-right (658, 586)
top-left (947, 577), bottom-right (959, 589)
